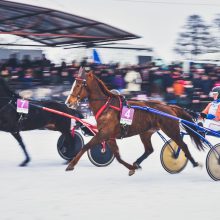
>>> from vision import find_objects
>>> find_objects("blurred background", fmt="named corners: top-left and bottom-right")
top-left (2, 0), bottom-right (220, 112)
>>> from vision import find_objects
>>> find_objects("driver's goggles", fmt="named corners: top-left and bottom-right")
top-left (209, 91), bottom-right (219, 97)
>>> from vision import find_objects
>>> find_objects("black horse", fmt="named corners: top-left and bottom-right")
top-left (0, 77), bottom-right (83, 166)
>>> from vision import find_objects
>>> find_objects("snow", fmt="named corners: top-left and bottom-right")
top-left (0, 130), bottom-right (220, 220)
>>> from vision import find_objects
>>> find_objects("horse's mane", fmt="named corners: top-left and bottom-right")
top-left (94, 75), bottom-right (118, 98)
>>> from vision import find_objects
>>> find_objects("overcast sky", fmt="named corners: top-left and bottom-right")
top-left (9, 0), bottom-right (220, 62)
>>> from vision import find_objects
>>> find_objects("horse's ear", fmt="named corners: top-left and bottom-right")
top-left (78, 67), bottom-right (86, 79)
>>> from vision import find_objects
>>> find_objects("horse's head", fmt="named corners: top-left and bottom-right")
top-left (65, 67), bottom-right (95, 109)
top-left (0, 77), bottom-right (18, 99)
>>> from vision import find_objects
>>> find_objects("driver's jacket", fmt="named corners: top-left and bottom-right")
top-left (202, 100), bottom-right (220, 121)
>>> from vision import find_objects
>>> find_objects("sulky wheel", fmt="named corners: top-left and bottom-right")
top-left (160, 139), bottom-right (188, 174)
top-left (87, 143), bottom-right (115, 167)
top-left (57, 131), bottom-right (84, 161)
top-left (206, 143), bottom-right (220, 181)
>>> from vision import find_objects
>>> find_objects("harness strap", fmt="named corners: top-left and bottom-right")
top-left (109, 96), bottom-right (122, 111)
top-left (95, 97), bottom-right (111, 120)
top-left (95, 96), bottom-right (122, 120)
top-left (109, 105), bottom-right (120, 111)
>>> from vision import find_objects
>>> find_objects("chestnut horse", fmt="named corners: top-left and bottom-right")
top-left (65, 69), bottom-right (204, 175)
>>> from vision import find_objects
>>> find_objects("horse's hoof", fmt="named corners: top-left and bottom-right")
top-left (128, 170), bottom-right (135, 176)
top-left (65, 165), bottom-right (74, 171)
top-left (133, 162), bottom-right (142, 170)
top-left (19, 159), bottom-right (30, 167)
top-left (193, 162), bottom-right (203, 169)
top-left (19, 162), bottom-right (28, 167)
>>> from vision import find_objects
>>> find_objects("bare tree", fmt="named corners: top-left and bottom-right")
top-left (174, 15), bottom-right (218, 60)
top-left (212, 14), bottom-right (220, 49)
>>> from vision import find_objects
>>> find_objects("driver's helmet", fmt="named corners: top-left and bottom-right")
top-left (210, 86), bottom-right (220, 98)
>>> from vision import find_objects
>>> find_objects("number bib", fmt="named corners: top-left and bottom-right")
top-left (17, 99), bottom-right (29, 114)
top-left (120, 107), bottom-right (134, 125)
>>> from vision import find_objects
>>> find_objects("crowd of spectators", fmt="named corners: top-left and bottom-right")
top-left (1, 54), bottom-right (220, 111)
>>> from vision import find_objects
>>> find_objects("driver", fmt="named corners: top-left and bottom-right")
top-left (201, 86), bottom-right (220, 121)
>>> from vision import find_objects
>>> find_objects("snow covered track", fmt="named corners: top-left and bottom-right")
top-left (0, 130), bottom-right (219, 220)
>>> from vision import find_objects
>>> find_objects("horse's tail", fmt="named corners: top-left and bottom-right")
top-left (170, 105), bottom-right (205, 151)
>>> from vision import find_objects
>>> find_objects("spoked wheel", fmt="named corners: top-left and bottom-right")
top-left (57, 131), bottom-right (84, 161)
top-left (87, 143), bottom-right (115, 167)
top-left (160, 139), bottom-right (188, 174)
top-left (206, 143), bottom-right (220, 181)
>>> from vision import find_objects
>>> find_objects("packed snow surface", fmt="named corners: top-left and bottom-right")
top-left (0, 130), bottom-right (219, 220)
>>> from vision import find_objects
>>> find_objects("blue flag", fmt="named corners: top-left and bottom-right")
top-left (93, 49), bottom-right (102, 64)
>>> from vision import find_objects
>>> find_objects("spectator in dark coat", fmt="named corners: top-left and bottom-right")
top-left (200, 75), bottom-right (212, 95)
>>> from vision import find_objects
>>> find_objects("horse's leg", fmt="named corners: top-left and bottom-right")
top-left (62, 131), bottom-right (74, 147)
top-left (161, 124), bottom-right (200, 167)
top-left (106, 139), bottom-right (136, 172)
top-left (66, 132), bottom-right (106, 171)
top-left (11, 132), bottom-right (31, 166)
top-left (132, 131), bottom-right (155, 171)
top-left (59, 131), bottom-right (74, 164)
top-left (64, 130), bottom-right (83, 160)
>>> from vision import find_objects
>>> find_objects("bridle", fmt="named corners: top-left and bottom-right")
top-left (69, 78), bottom-right (87, 106)
top-left (77, 79), bottom-right (87, 100)
top-left (76, 79), bottom-right (87, 105)
top-left (69, 77), bottom-right (123, 120)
